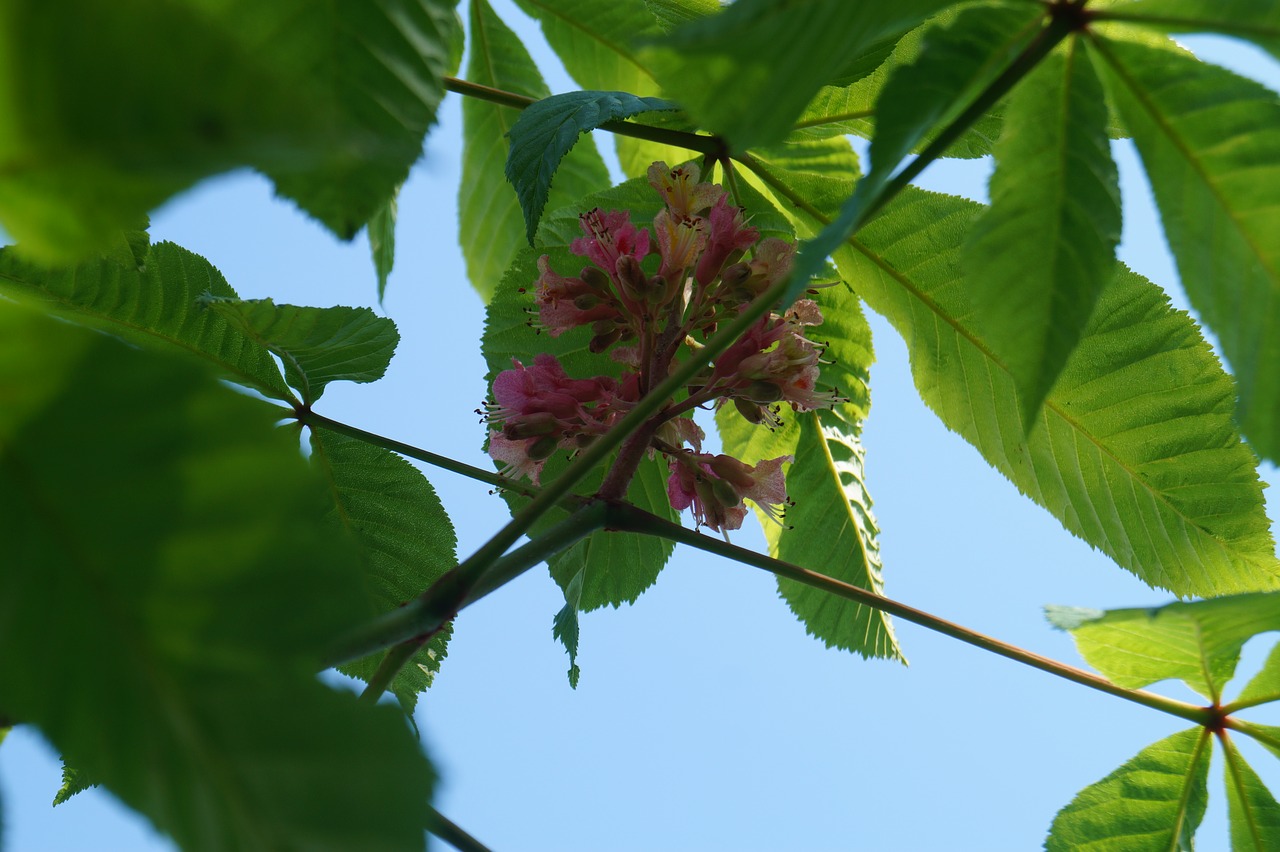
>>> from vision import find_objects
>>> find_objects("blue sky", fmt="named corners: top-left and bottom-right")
top-left (4, 7), bottom-right (1280, 851)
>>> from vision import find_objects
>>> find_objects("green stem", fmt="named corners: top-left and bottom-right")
top-left (427, 805), bottom-right (493, 852)
top-left (610, 504), bottom-right (1212, 725)
top-left (358, 635), bottom-right (428, 704)
top-left (323, 501), bottom-right (610, 668)
top-left (1222, 691), bottom-right (1280, 715)
top-left (1230, 718), bottom-right (1280, 750)
top-left (443, 76), bottom-right (722, 155)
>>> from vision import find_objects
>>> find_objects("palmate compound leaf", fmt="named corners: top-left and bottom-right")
top-left (1046, 728), bottom-right (1212, 852)
top-left (0, 234), bottom-right (293, 402)
top-left (505, 90), bottom-right (677, 244)
top-left (738, 140), bottom-right (1279, 597)
top-left (1046, 593), bottom-right (1280, 701)
top-left (966, 37), bottom-right (1121, 430)
top-left (0, 304), bottom-right (433, 851)
top-left (0, 0), bottom-right (456, 260)
top-left (201, 296), bottom-right (400, 405)
top-left (1104, 0), bottom-right (1280, 62)
top-left (1222, 735), bottom-right (1280, 851)
top-left (635, 0), bottom-right (958, 152)
top-left (511, 0), bottom-right (704, 178)
top-left (461, 0), bottom-right (611, 302)
top-left (310, 428), bottom-right (457, 714)
top-left (1089, 31), bottom-right (1280, 463)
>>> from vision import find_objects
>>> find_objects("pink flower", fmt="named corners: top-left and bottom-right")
top-left (653, 208), bottom-right (707, 284)
top-left (694, 195), bottom-right (759, 285)
top-left (666, 451), bottom-right (792, 532)
top-left (571, 209), bottom-right (650, 281)
top-left (488, 430), bottom-right (552, 485)
top-left (712, 299), bottom-right (836, 412)
top-left (534, 256), bottom-right (621, 337)
top-left (648, 162), bottom-right (722, 218)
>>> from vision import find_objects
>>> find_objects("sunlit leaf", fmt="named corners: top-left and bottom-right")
top-left (1046, 593), bottom-right (1280, 700)
top-left (0, 304), bottom-right (433, 851)
top-left (1105, 0), bottom-right (1280, 61)
top-left (1223, 735), bottom-right (1280, 851)
top-left (201, 297), bottom-right (399, 404)
top-left (0, 237), bottom-right (292, 401)
top-left (965, 38), bottom-right (1121, 428)
top-left (643, 0), bottom-right (719, 32)
top-left (1234, 642), bottom-right (1280, 709)
top-left (461, 0), bottom-right (611, 301)
top-left (310, 428), bottom-right (457, 714)
top-left (506, 90), bottom-right (677, 243)
top-left (638, 0), bottom-right (956, 151)
top-left (0, 0), bottom-right (457, 259)
top-left (1091, 32), bottom-right (1280, 461)
top-left (1046, 728), bottom-right (1211, 851)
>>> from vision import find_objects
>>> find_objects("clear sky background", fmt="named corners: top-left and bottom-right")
top-left (4, 7), bottom-right (1280, 851)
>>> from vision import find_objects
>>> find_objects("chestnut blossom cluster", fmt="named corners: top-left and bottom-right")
top-left (485, 162), bottom-right (842, 532)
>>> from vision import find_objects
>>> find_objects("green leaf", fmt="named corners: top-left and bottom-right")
top-left (201, 297), bottom-right (399, 404)
top-left (0, 0), bottom-right (457, 259)
top-left (52, 761), bottom-right (96, 807)
top-left (369, 188), bottom-right (398, 303)
top-left (0, 237), bottom-right (293, 402)
top-left (461, 0), bottom-right (611, 302)
top-left (644, 0), bottom-right (719, 32)
top-left (1223, 735), bottom-right (1280, 851)
top-left (1106, 0), bottom-right (1280, 62)
top-left (512, 0), bottom-right (702, 178)
top-left (742, 144), bottom-right (1279, 596)
top-left (506, 91), bottom-right (677, 243)
top-left (1090, 33), bottom-right (1280, 462)
top-left (637, 0), bottom-right (956, 151)
top-left (1046, 728), bottom-right (1212, 852)
top-left (310, 428), bottom-right (457, 714)
top-left (0, 304), bottom-right (433, 851)
top-left (1046, 593), bottom-right (1280, 700)
top-left (1235, 642), bottom-right (1280, 709)
top-left (552, 567), bottom-right (586, 688)
top-left (965, 38), bottom-right (1121, 428)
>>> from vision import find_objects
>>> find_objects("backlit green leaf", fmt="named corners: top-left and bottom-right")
top-left (1235, 642), bottom-right (1280, 709)
top-left (461, 0), bottom-right (611, 302)
top-left (0, 304), bottom-right (433, 851)
top-left (1223, 735), bottom-right (1280, 851)
top-left (742, 143), bottom-right (1278, 596)
top-left (52, 762), bottom-right (95, 807)
top-left (310, 428), bottom-right (457, 714)
top-left (506, 91), bottom-right (677, 243)
top-left (552, 567), bottom-right (586, 688)
top-left (369, 189), bottom-right (398, 303)
top-left (0, 0), bottom-right (456, 259)
top-left (0, 237), bottom-right (292, 401)
top-left (202, 297), bottom-right (399, 404)
top-left (1106, 0), bottom-right (1280, 61)
top-left (1091, 32), bottom-right (1280, 461)
top-left (1046, 593), bottom-right (1280, 700)
top-left (638, 0), bottom-right (956, 151)
top-left (1046, 728), bottom-right (1211, 852)
top-left (965, 38), bottom-right (1121, 428)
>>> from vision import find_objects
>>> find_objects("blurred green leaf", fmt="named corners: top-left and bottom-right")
top-left (638, 0), bottom-right (956, 151)
top-left (1106, 0), bottom-right (1280, 61)
top-left (0, 303), bottom-right (433, 851)
top-left (1091, 33), bottom-right (1280, 462)
top-left (0, 0), bottom-right (457, 259)
top-left (1223, 735), bottom-right (1280, 851)
top-left (52, 761), bottom-right (95, 807)
top-left (1046, 728), bottom-right (1211, 852)
top-left (310, 428), bottom-right (457, 714)
top-left (369, 189), bottom-right (398, 303)
top-left (461, 0), bottom-right (611, 302)
top-left (552, 567), bottom-right (585, 688)
top-left (0, 237), bottom-right (293, 401)
top-left (202, 297), bottom-right (399, 404)
top-left (965, 38), bottom-right (1121, 428)
top-left (1046, 593), bottom-right (1280, 700)
top-left (506, 90), bottom-right (676, 243)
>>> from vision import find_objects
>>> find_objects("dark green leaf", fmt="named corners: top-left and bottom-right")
top-left (638, 0), bottom-right (956, 151)
top-left (506, 91), bottom-right (677, 243)
top-left (552, 567), bottom-right (586, 688)
top-left (0, 0), bottom-right (457, 258)
top-left (52, 761), bottom-right (96, 807)
top-left (0, 238), bottom-right (292, 401)
top-left (1223, 735), bottom-right (1280, 851)
top-left (965, 38), bottom-right (1121, 428)
top-left (1107, 0), bottom-right (1280, 61)
top-left (461, 0), bottom-right (610, 301)
top-left (1091, 33), bottom-right (1280, 461)
top-left (0, 304), bottom-right (432, 851)
top-left (1046, 593), bottom-right (1280, 700)
top-left (310, 428), bottom-right (457, 714)
top-left (369, 189), bottom-right (398, 303)
top-left (202, 297), bottom-right (399, 404)
top-left (1046, 728), bottom-right (1212, 851)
